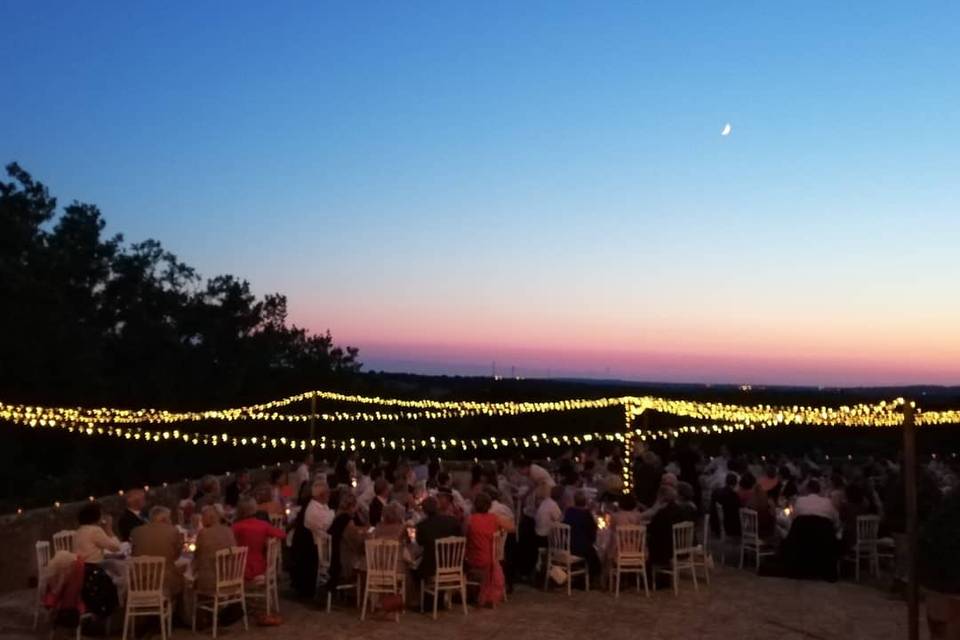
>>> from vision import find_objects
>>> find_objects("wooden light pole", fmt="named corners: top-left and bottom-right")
top-left (309, 393), bottom-right (317, 443)
top-left (903, 400), bottom-right (919, 640)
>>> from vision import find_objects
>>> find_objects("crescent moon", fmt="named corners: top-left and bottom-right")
top-left (721, 123), bottom-right (732, 136)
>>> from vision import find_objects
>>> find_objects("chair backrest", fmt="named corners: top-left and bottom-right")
top-left (269, 513), bottom-right (285, 530)
top-left (314, 531), bottom-right (332, 568)
top-left (549, 522), bottom-right (571, 555)
top-left (365, 539), bottom-right (401, 588)
top-left (856, 515), bottom-right (880, 545)
top-left (493, 529), bottom-right (507, 563)
top-left (36, 541), bottom-right (52, 577)
top-left (127, 556), bottom-right (166, 599)
top-left (715, 503), bottom-right (726, 539)
top-left (52, 530), bottom-right (76, 554)
top-left (672, 521), bottom-right (696, 559)
top-left (215, 546), bottom-right (247, 592)
top-left (616, 524), bottom-right (646, 559)
top-left (265, 538), bottom-right (281, 579)
top-left (434, 536), bottom-right (466, 578)
top-left (740, 508), bottom-right (759, 541)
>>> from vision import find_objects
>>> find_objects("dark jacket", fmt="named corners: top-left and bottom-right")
top-left (648, 501), bottom-right (695, 565)
top-left (415, 514), bottom-right (462, 577)
top-left (368, 496), bottom-right (385, 527)
top-left (117, 509), bottom-right (146, 543)
top-left (711, 486), bottom-right (742, 536)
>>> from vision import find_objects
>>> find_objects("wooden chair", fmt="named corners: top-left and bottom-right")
top-left (420, 536), bottom-right (467, 620)
top-left (846, 515), bottom-right (881, 582)
top-left (654, 521), bottom-right (697, 596)
top-left (246, 538), bottom-right (281, 616)
top-left (192, 546), bottom-right (248, 638)
top-left (610, 524), bottom-right (649, 598)
top-left (361, 539), bottom-right (403, 621)
top-left (123, 556), bottom-right (172, 640)
top-left (544, 523), bottom-right (589, 595)
top-left (692, 514), bottom-right (712, 585)
top-left (53, 530), bottom-right (77, 554)
top-left (34, 541), bottom-right (51, 630)
top-left (739, 508), bottom-right (774, 572)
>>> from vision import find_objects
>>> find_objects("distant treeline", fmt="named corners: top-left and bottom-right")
top-left (0, 162), bottom-right (361, 408)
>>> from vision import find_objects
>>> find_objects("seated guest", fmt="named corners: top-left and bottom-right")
top-left (117, 488), bottom-right (147, 542)
top-left (131, 506), bottom-right (184, 597)
top-left (676, 482), bottom-right (698, 521)
top-left (759, 464), bottom-right (781, 494)
top-left (194, 475), bottom-right (222, 510)
top-left (737, 472), bottom-right (757, 506)
top-left (304, 480), bottom-right (334, 537)
top-left (177, 483), bottom-right (197, 527)
top-left (437, 487), bottom-right (465, 524)
top-left (328, 493), bottom-right (365, 590)
top-left (485, 486), bottom-right (515, 524)
top-left (794, 479), bottom-right (840, 530)
top-left (745, 484), bottom-right (776, 539)
top-left (270, 468), bottom-right (294, 504)
top-left (604, 493), bottom-right (644, 569)
top-left (711, 472), bottom-right (742, 536)
top-left (415, 497), bottom-right (462, 581)
top-left (254, 483), bottom-right (284, 519)
top-left (647, 485), bottom-right (695, 570)
top-left (368, 478), bottom-right (391, 527)
top-left (535, 485), bottom-right (564, 549)
top-left (437, 471), bottom-right (469, 513)
top-left (231, 497), bottom-right (285, 582)
top-left (601, 461), bottom-right (624, 499)
top-left (354, 461), bottom-right (374, 500)
top-left (840, 483), bottom-right (871, 550)
top-left (75, 502), bottom-right (121, 619)
top-left (563, 490), bottom-right (600, 576)
top-left (224, 470), bottom-right (250, 508)
top-left (193, 505), bottom-right (237, 593)
top-left (373, 503), bottom-right (408, 575)
top-left (466, 492), bottom-right (516, 606)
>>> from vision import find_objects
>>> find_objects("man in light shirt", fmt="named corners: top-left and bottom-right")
top-left (793, 479), bottom-right (840, 530)
top-left (535, 485), bottom-right (564, 539)
top-left (293, 452), bottom-right (314, 495)
top-left (519, 458), bottom-right (555, 489)
top-left (304, 480), bottom-right (334, 536)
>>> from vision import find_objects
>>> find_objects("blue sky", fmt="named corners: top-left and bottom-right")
top-left (2, 2), bottom-right (959, 385)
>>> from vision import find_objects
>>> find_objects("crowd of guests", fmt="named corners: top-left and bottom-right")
top-left (52, 443), bottom-right (955, 630)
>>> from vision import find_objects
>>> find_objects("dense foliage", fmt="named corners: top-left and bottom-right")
top-left (0, 163), bottom-right (360, 408)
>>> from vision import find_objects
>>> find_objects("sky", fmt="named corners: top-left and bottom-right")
top-left (2, 2), bottom-right (959, 387)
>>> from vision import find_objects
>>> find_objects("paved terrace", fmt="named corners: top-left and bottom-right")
top-left (0, 569), bottom-right (920, 640)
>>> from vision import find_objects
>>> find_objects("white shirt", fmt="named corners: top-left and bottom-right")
top-left (76, 524), bottom-right (121, 563)
top-left (304, 500), bottom-right (334, 535)
top-left (528, 464), bottom-right (555, 489)
top-left (354, 475), bottom-right (373, 499)
top-left (535, 497), bottom-right (562, 537)
top-left (294, 464), bottom-right (311, 492)
top-left (490, 500), bottom-right (514, 524)
top-left (794, 493), bottom-right (840, 527)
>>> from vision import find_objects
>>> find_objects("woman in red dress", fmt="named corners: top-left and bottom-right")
top-left (466, 492), bottom-right (515, 607)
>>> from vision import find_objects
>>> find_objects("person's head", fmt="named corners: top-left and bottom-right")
top-left (806, 479), bottom-right (822, 495)
top-left (382, 502), bottom-right (404, 525)
top-left (78, 502), bottom-right (102, 526)
top-left (374, 477), bottom-right (390, 498)
top-left (573, 490), bottom-right (587, 509)
top-left (338, 492), bottom-right (357, 515)
top-left (516, 458), bottom-right (531, 475)
top-left (677, 482), bottom-right (694, 503)
top-left (484, 486), bottom-right (501, 503)
top-left (472, 491), bottom-right (492, 514)
top-left (360, 461), bottom-right (373, 476)
top-left (269, 469), bottom-right (285, 486)
top-left (739, 471), bottom-right (756, 490)
top-left (725, 472), bottom-right (739, 488)
top-left (620, 494), bottom-right (637, 511)
top-left (126, 488), bottom-right (146, 511)
top-left (200, 505), bottom-right (221, 528)
top-left (660, 472), bottom-right (678, 489)
top-left (311, 479), bottom-right (329, 503)
top-left (200, 475), bottom-right (220, 497)
top-left (437, 471), bottom-right (451, 487)
top-left (550, 485), bottom-right (565, 502)
top-left (149, 505), bottom-right (172, 524)
top-left (236, 470), bottom-right (250, 486)
top-left (765, 464), bottom-right (778, 479)
top-left (254, 483), bottom-right (273, 505)
top-left (303, 452), bottom-right (314, 466)
top-left (657, 484), bottom-right (678, 504)
top-left (422, 497), bottom-right (439, 517)
top-left (436, 490), bottom-right (453, 513)
top-left (237, 496), bottom-right (258, 519)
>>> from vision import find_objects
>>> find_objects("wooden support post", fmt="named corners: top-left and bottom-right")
top-left (903, 401), bottom-right (919, 640)
top-left (309, 394), bottom-right (317, 443)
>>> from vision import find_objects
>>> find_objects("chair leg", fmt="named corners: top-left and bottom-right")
top-left (739, 543), bottom-right (745, 569)
top-left (420, 581), bottom-right (425, 613)
top-left (614, 567), bottom-right (620, 598)
top-left (160, 606), bottom-right (167, 640)
top-left (241, 593), bottom-right (249, 631)
top-left (566, 563), bottom-right (572, 596)
top-left (543, 560), bottom-right (550, 591)
top-left (691, 562), bottom-right (699, 592)
top-left (191, 594), bottom-right (198, 633)
top-left (641, 566), bottom-right (650, 598)
top-left (585, 566), bottom-right (590, 592)
top-left (122, 606), bottom-right (130, 640)
top-left (212, 596), bottom-right (219, 640)
top-left (673, 562), bottom-right (679, 596)
top-left (360, 586), bottom-right (369, 621)
top-left (433, 586), bottom-right (439, 620)
top-left (326, 590), bottom-right (332, 614)
top-left (461, 581), bottom-right (468, 615)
